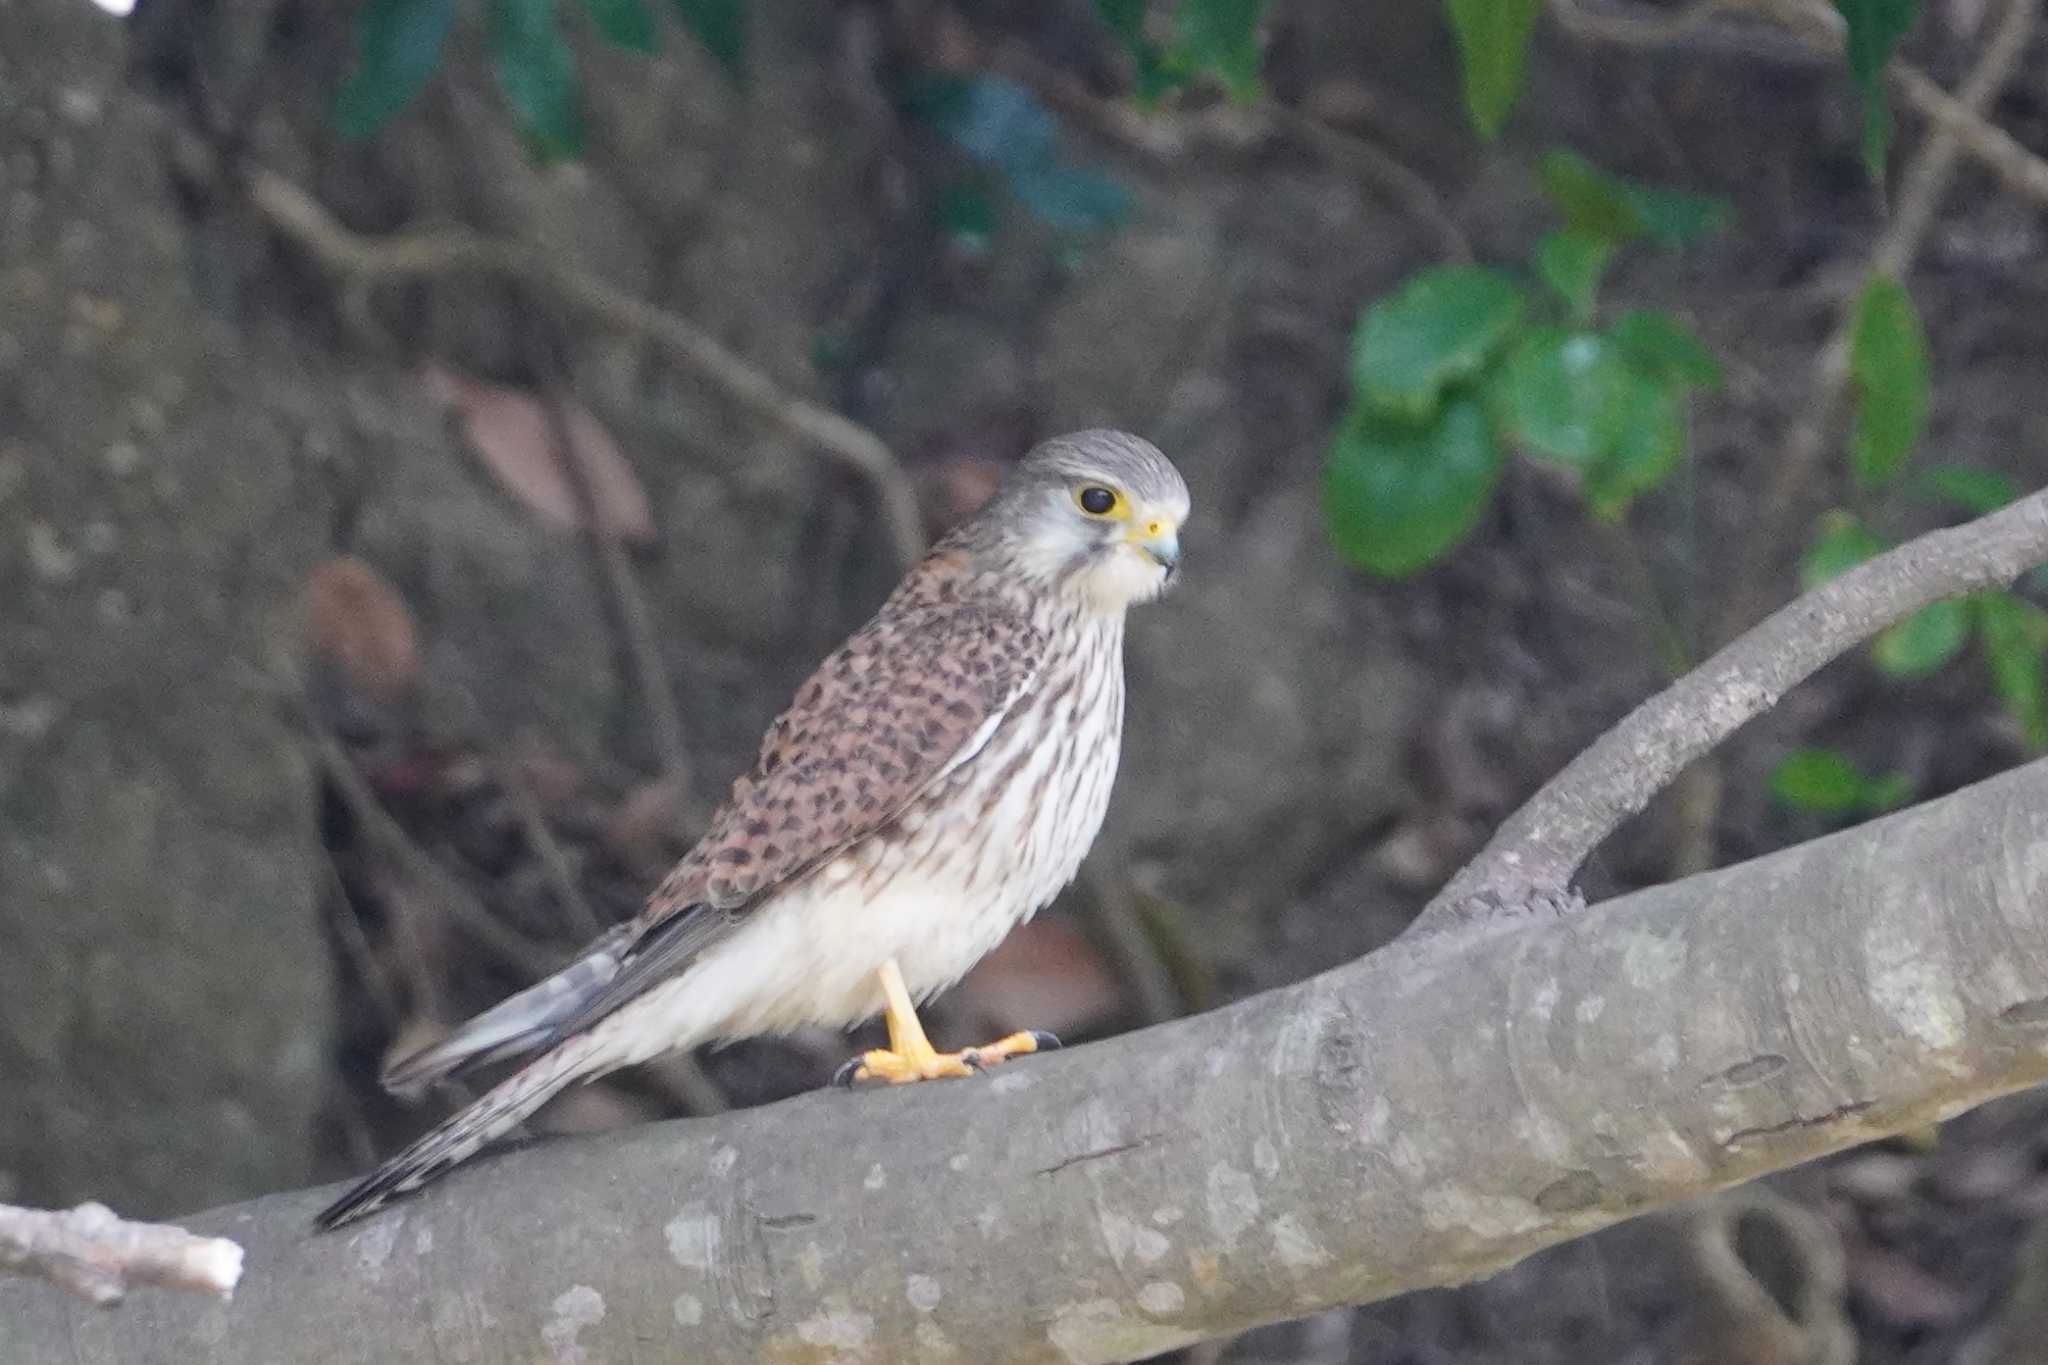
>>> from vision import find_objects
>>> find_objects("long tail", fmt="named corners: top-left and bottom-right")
top-left (379, 922), bottom-right (633, 1094)
top-left (315, 1032), bottom-right (610, 1229)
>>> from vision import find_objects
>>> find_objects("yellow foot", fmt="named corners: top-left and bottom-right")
top-left (834, 1030), bottom-right (1060, 1087)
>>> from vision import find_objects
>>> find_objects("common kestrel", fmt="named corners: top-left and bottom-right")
top-left (317, 429), bottom-right (1189, 1227)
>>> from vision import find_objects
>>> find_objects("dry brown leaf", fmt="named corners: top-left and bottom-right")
top-left (603, 775), bottom-right (691, 875)
top-left (912, 410), bottom-right (1033, 534)
top-left (423, 364), bottom-right (655, 543)
top-left (949, 915), bottom-right (1121, 1040)
top-left (1847, 1240), bottom-right (1972, 1329)
top-left (303, 556), bottom-right (421, 704)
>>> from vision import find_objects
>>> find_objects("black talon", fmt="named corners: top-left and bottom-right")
top-left (832, 1058), bottom-right (866, 1088)
top-left (960, 1050), bottom-right (986, 1073)
top-left (1030, 1030), bottom-right (1063, 1052)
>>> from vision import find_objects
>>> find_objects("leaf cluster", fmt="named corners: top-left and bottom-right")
top-left (1323, 152), bottom-right (1726, 576)
top-left (336, 0), bottom-right (745, 155)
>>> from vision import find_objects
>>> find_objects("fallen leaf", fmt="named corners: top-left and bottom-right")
top-left (949, 914), bottom-right (1121, 1039)
top-left (423, 364), bottom-right (656, 543)
top-left (604, 775), bottom-right (692, 874)
top-left (913, 410), bottom-right (1034, 533)
top-left (303, 556), bottom-right (421, 704)
top-left (1847, 1240), bottom-right (1972, 1328)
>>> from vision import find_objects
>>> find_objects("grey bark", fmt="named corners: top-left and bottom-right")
top-left (9, 755), bottom-right (2048, 1363)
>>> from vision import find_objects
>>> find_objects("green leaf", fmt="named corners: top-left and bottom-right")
top-left (1540, 150), bottom-right (1640, 240)
top-left (1174, 0), bottom-right (1265, 102)
top-left (579, 0), bottom-right (657, 51)
top-left (937, 178), bottom-right (997, 254)
top-left (1538, 149), bottom-right (1730, 248)
top-left (1323, 397), bottom-right (1504, 576)
top-left (921, 76), bottom-right (1131, 234)
top-left (1626, 182), bottom-right (1732, 248)
top-left (1770, 748), bottom-right (1874, 816)
top-left (1096, 0), bottom-right (1173, 95)
top-left (1096, 0), bottom-right (1147, 44)
top-left (1834, 0), bottom-right (1921, 174)
top-left (1863, 771), bottom-right (1914, 811)
top-left (1872, 598), bottom-right (1968, 677)
top-left (1495, 326), bottom-right (1632, 468)
top-left (1585, 370), bottom-right (1683, 519)
top-left (1918, 465), bottom-right (2017, 516)
top-left (1800, 509), bottom-right (1886, 589)
top-left (334, 0), bottom-right (455, 139)
top-left (1445, 0), bottom-right (1542, 138)
top-left (1353, 266), bottom-right (1526, 417)
top-left (1611, 310), bottom-right (1721, 389)
top-left (1848, 274), bottom-right (1931, 487)
top-left (1533, 231), bottom-right (1612, 322)
top-left (672, 0), bottom-right (746, 76)
top-left (1977, 592), bottom-right (2048, 749)
top-left (1009, 165), bottom-right (1132, 231)
top-left (489, 0), bottom-right (581, 157)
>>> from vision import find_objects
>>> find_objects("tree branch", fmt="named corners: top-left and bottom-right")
top-left (1709, 0), bottom-right (2037, 655)
top-left (10, 756), bottom-right (2048, 1358)
top-left (0, 1203), bottom-right (242, 1306)
top-left (243, 170), bottom-right (927, 572)
top-left (1415, 487), bottom-right (2048, 934)
top-left (1891, 63), bottom-right (2048, 211)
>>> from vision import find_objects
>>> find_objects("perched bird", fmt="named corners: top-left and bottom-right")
top-left (316, 429), bottom-right (1189, 1228)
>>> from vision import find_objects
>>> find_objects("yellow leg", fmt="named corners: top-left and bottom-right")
top-left (834, 958), bottom-right (1060, 1086)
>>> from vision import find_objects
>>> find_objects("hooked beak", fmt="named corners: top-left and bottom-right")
top-left (1130, 522), bottom-right (1181, 575)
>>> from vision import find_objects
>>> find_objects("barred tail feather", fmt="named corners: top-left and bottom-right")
top-left (380, 924), bottom-right (631, 1094)
top-left (315, 1034), bottom-right (608, 1229)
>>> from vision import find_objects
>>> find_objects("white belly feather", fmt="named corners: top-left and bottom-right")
top-left (606, 615), bottom-right (1125, 1064)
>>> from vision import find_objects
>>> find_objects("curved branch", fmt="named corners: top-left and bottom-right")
top-left (1415, 487), bottom-right (2048, 935)
top-left (244, 170), bottom-right (928, 572)
top-left (9, 758), bottom-right (2048, 1358)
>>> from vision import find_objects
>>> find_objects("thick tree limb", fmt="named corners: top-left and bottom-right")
top-left (10, 757), bottom-right (2048, 1360)
top-left (1416, 486), bottom-right (2048, 936)
top-left (0, 1203), bottom-right (242, 1306)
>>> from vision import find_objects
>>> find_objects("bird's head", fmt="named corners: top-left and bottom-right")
top-left (971, 430), bottom-right (1190, 611)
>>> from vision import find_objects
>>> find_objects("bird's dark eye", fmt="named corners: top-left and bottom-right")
top-left (1077, 485), bottom-right (1119, 516)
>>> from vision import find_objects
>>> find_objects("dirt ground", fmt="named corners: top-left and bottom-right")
top-left (7, 0), bottom-right (2048, 1359)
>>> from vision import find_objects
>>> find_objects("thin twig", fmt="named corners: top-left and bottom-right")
top-left (313, 730), bottom-right (564, 980)
top-left (1670, 0), bottom-right (2037, 873)
top-left (1412, 485), bottom-right (2048, 938)
top-left (494, 752), bottom-right (609, 940)
top-left (243, 169), bottom-right (926, 572)
top-left (1265, 104), bottom-right (1475, 263)
top-left (991, 44), bottom-right (1472, 262)
top-left (1553, 0), bottom-right (2039, 885)
top-left (1555, 0), bottom-right (2048, 215)
top-left (322, 852), bottom-right (406, 1026)
top-left (1081, 873), bottom-right (1186, 1028)
top-left (523, 347), bottom-right (694, 794)
top-left (1721, 0), bottom-right (2035, 652)
top-left (1548, 0), bottom-right (1736, 46)
top-left (1891, 63), bottom-right (2048, 210)
top-left (0, 1202), bottom-right (242, 1305)
top-left (1591, 516), bottom-right (1692, 678)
